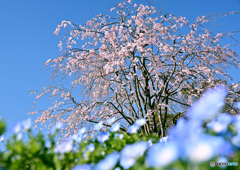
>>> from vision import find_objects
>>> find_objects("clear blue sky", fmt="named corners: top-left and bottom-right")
top-left (0, 0), bottom-right (239, 146)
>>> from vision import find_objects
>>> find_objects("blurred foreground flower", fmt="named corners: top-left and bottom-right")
top-left (120, 141), bottom-right (148, 169)
top-left (97, 131), bottom-right (110, 143)
top-left (146, 141), bottom-right (178, 167)
top-left (95, 152), bottom-right (120, 170)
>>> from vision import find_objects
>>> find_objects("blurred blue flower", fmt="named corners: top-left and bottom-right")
top-left (148, 139), bottom-right (153, 147)
top-left (134, 118), bottom-right (146, 126)
top-left (87, 143), bottom-right (95, 152)
top-left (185, 138), bottom-right (215, 164)
top-left (207, 113), bottom-right (232, 133)
top-left (22, 118), bottom-right (31, 131)
top-left (120, 141), bottom-right (148, 169)
top-left (12, 122), bottom-right (22, 134)
top-left (120, 157), bottom-right (136, 169)
top-left (231, 135), bottom-right (240, 147)
top-left (188, 86), bottom-right (227, 121)
top-left (72, 164), bottom-right (92, 170)
top-left (146, 141), bottom-right (178, 167)
top-left (50, 122), bottom-right (64, 135)
top-left (54, 141), bottom-right (73, 154)
top-left (97, 131), bottom-right (110, 143)
top-left (107, 117), bottom-right (116, 124)
top-left (233, 115), bottom-right (240, 131)
top-left (94, 121), bottom-right (103, 131)
top-left (126, 124), bottom-right (139, 134)
top-left (217, 157), bottom-right (228, 169)
top-left (95, 152), bottom-right (120, 170)
top-left (110, 123), bottom-right (120, 132)
top-left (0, 135), bottom-right (4, 142)
top-left (114, 133), bottom-right (124, 140)
top-left (159, 136), bottom-right (168, 143)
top-left (114, 167), bottom-right (121, 170)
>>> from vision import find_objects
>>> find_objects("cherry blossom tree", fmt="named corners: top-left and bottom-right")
top-left (28, 1), bottom-right (240, 140)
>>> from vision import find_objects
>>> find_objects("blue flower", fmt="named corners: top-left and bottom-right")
top-left (120, 141), bottom-right (148, 169)
top-left (134, 118), bottom-right (146, 126)
top-left (22, 118), bottom-right (31, 131)
top-left (54, 141), bottom-right (73, 154)
top-left (126, 124), bottom-right (139, 134)
top-left (119, 157), bottom-right (136, 169)
top-left (50, 122), bottom-right (64, 135)
top-left (185, 137), bottom-right (215, 164)
top-left (233, 115), bottom-right (240, 131)
top-left (159, 136), bottom-right (168, 143)
top-left (114, 133), bottom-right (124, 140)
top-left (72, 164), bottom-right (92, 170)
top-left (110, 123), bottom-right (120, 132)
top-left (188, 85), bottom-right (227, 121)
top-left (207, 113), bottom-right (232, 133)
top-left (146, 141), bottom-right (178, 167)
top-left (147, 139), bottom-right (153, 147)
top-left (97, 131), bottom-right (110, 143)
top-left (95, 152), bottom-right (120, 170)
top-left (87, 143), bottom-right (95, 152)
top-left (12, 122), bottom-right (22, 134)
top-left (0, 135), bottom-right (4, 142)
top-left (12, 122), bottom-right (23, 140)
top-left (94, 121), bottom-right (103, 131)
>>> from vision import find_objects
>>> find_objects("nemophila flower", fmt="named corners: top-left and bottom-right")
top-left (0, 135), bottom-right (4, 142)
top-left (217, 157), bottom-right (228, 168)
top-left (12, 122), bottom-right (23, 140)
top-left (97, 131), bottom-right (110, 143)
top-left (120, 141), bottom-right (148, 169)
top-left (134, 118), bottom-right (146, 126)
top-left (94, 121), bottom-right (103, 131)
top-left (114, 167), bottom-right (121, 170)
top-left (72, 164), bottom-right (92, 170)
top-left (207, 113), bottom-right (233, 133)
top-left (169, 118), bottom-right (202, 144)
top-left (235, 102), bottom-right (240, 109)
top-left (12, 122), bottom-right (22, 134)
top-left (50, 122), bottom-right (64, 135)
top-left (188, 85), bottom-right (227, 121)
top-left (185, 138), bottom-right (215, 164)
top-left (120, 157), bottom-right (136, 169)
top-left (159, 136), bottom-right (168, 143)
top-left (87, 143), bottom-right (95, 152)
top-left (233, 115), bottom-right (240, 131)
top-left (107, 117), bottom-right (116, 124)
top-left (114, 133), bottom-right (124, 140)
top-left (148, 139), bottom-right (153, 147)
top-left (22, 118), bottom-right (31, 131)
top-left (95, 152), bottom-right (120, 170)
top-left (126, 124), bottom-right (139, 134)
top-left (54, 141), bottom-right (73, 154)
top-left (146, 141), bottom-right (178, 167)
top-left (110, 123), bottom-right (120, 132)
top-left (231, 135), bottom-right (240, 147)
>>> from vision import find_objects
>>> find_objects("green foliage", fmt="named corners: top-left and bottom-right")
top-left (0, 119), bottom-right (6, 136)
top-left (0, 127), bottom-right (159, 170)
